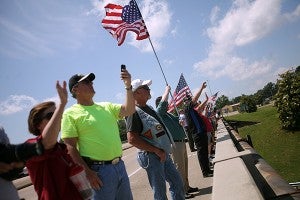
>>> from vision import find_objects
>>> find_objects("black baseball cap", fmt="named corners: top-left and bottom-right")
top-left (68, 73), bottom-right (95, 92)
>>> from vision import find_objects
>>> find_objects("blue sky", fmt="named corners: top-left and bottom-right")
top-left (1, 0), bottom-right (300, 144)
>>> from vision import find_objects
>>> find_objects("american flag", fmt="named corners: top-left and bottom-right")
top-left (207, 92), bottom-right (218, 106)
top-left (102, 0), bottom-right (149, 46)
top-left (208, 92), bottom-right (219, 102)
top-left (168, 74), bottom-right (192, 113)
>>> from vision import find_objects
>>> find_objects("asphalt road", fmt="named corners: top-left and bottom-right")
top-left (17, 143), bottom-right (213, 200)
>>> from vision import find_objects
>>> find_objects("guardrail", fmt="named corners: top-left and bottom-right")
top-left (212, 119), bottom-right (300, 200)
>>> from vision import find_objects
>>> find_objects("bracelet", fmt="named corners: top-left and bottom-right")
top-left (125, 85), bottom-right (132, 90)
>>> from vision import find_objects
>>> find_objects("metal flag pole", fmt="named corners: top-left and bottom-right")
top-left (148, 37), bottom-right (180, 115)
top-left (148, 37), bottom-right (168, 85)
top-left (206, 79), bottom-right (213, 96)
top-left (133, 0), bottom-right (168, 85)
top-left (133, 0), bottom-right (180, 115)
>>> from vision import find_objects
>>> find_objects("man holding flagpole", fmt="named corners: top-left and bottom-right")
top-left (126, 79), bottom-right (185, 200)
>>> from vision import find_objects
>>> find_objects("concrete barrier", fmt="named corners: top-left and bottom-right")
top-left (212, 119), bottom-right (300, 200)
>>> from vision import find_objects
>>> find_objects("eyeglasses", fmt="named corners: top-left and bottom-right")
top-left (41, 112), bottom-right (54, 120)
top-left (73, 79), bottom-right (92, 89)
top-left (80, 79), bottom-right (92, 85)
top-left (139, 85), bottom-right (150, 91)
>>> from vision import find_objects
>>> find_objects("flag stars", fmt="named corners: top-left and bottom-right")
top-left (102, 0), bottom-right (149, 46)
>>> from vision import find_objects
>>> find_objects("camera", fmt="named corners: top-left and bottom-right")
top-left (121, 64), bottom-right (126, 71)
top-left (0, 141), bottom-right (44, 180)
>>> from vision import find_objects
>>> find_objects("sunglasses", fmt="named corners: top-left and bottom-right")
top-left (80, 79), bottom-right (92, 84)
top-left (139, 85), bottom-right (150, 91)
top-left (41, 112), bottom-right (54, 120)
top-left (73, 79), bottom-right (92, 89)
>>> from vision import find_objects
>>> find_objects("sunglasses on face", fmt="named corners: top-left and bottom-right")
top-left (73, 79), bottom-right (92, 89)
top-left (139, 85), bottom-right (150, 91)
top-left (80, 79), bottom-right (92, 85)
top-left (41, 112), bottom-right (54, 120)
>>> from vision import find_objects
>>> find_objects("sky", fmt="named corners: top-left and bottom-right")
top-left (1, 0), bottom-right (300, 144)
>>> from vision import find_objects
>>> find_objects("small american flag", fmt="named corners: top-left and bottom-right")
top-left (168, 74), bottom-right (192, 113)
top-left (209, 92), bottom-right (219, 102)
top-left (102, 0), bottom-right (149, 46)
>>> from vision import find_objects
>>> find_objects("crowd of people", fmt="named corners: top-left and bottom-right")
top-left (0, 67), bottom-right (219, 200)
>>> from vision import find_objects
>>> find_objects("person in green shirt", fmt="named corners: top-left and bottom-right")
top-left (61, 68), bottom-right (135, 200)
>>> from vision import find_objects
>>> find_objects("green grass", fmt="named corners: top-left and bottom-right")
top-left (224, 105), bottom-right (300, 183)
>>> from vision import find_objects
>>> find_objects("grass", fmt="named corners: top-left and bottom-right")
top-left (224, 104), bottom-right (300, 183)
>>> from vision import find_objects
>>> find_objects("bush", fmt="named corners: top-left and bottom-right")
top-left (274, 67), bottom-right (300, 130)
top-left (240, 95), bottom-right (257, 113)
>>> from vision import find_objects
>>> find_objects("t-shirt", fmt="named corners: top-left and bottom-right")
top-left (26, 138), bottom-right (82, 200)
top-left (156, 101), bottom-right (186, 140)
top-left (61, 102), bottom-right (122, 160)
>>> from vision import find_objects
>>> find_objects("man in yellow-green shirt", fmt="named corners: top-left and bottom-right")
top-left (61, 69), bottom-right (135, 200)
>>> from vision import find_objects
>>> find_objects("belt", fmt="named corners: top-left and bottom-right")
top-left (91, 157), bottom-right (121, 165)
top-left (174, 139), bottom-right (185, 142)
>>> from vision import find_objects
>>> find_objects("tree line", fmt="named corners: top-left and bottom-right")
top-left (216, 66), bottom-right (299, 130)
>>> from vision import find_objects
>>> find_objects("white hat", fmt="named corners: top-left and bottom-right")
top-left (131, 79), bottom-right (152, 92)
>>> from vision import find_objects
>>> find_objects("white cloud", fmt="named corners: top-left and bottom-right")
top-left (43, 96), bottom-right (60, 105)
top-left (0, 1), bottom-right (93, 58)
top-left (273, 67), bottom-right (289, 78)
top-left (0, 94), bottom-right (62, 115)
top-left (284, 4), bottom-right (300, 22)
top-left (129, 0), bottom-right (172, 51)
top-left (0, 95), bottom-right (37, 115)
top-left (210, 6), bottom-right (220, 24)
top-left (92, 0), bottom-right (172, 52)
top-left (0, 18), bottom-right (54, 58)
top-left (163, 59), bottom-right (174, 66)
top-left (88, 0), bottom-right (124, 17)
top-left (194, 0), bottom-right (285, 81)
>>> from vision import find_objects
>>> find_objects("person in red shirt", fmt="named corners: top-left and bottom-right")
top-left (25, 81), bottom-right (83, 200)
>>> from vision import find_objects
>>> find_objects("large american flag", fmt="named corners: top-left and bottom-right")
top-left (168, 74), bottom-right (192, 113)
top-left (102, 0), bottom-right (149, 46)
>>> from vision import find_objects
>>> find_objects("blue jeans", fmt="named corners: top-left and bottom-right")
top-left (137, 152), bottom-right (185, 200)
top-left (90, 159), bottom-right (133, 200)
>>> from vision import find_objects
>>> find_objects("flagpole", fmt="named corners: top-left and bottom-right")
top-left (148, 37), bottom-right (182, 114)
top-left (148, 38), bottom-right (169, 85)
top-left (149, 38), bottom-right (180, 108)
top-left (206, 79), bottom-right (212, 96)
top-left (134, 0), bottom-right (180, 114)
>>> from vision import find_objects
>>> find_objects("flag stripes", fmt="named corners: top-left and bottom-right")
top-left (168, 74), bottom-right (192, 113)
top-left (102, 0), bottom-right (149, 46)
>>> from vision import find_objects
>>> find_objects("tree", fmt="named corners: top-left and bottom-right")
top-left (253, 82), bottom-right (277, 106)
top-left (240, 95), bottom-right (257, 113)
top-left (232, 96), bottom-right (241, 104)
top-left (274, 67), bottom-right (300, 130)
top-left (215, 95), bottom-right (229, 109)
top-left (262, 82), bottom-right (277, 100)
top-left (254, 89), bottom-right (264, 106)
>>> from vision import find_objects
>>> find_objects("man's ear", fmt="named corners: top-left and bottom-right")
top-left (71, 86), bottom-right (77, 94)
